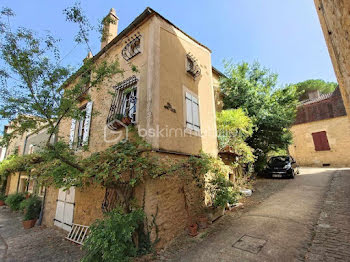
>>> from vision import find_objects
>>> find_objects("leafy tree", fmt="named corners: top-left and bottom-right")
top-left (0, 5), bottom-right (123, 172)
top-left (220, 61), bottom-right (300, 171)
top-left (294, 79), bottom-right (337, 101)
top-left (216, 108), bottom-right (255, 165)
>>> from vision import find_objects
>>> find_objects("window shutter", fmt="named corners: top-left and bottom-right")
top-left (312, 131), bottom-right (330, 151)
top-left (69, 119), bottom-right (76, 149)
top-left (192, 96), bottom-right (200, 132)
top-left (186, 92), bottom-right (193, 129)
top-left (82, 101), bottom-right (93, 146)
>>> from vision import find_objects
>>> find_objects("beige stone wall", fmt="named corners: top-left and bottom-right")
top-left (289, 116), bottom-right (350, 167)
top-left (73, 185), bottom-right (105, 225)
top-left (314, 0), bottom-right (350, 118)
top-left (42, 187), bottom-right (59, 226)
top-left (6, 173), bottom-right (19, 195)
top-left (213, 70), bottom-right (224, 113)
top-left (157, 17), bottom-right (218, 155)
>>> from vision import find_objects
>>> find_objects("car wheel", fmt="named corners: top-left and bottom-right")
top-left (290, 170), bottom-right (295, 179)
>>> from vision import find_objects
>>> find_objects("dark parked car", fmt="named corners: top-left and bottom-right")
top-left (265, 156), bottom-right (299, 178)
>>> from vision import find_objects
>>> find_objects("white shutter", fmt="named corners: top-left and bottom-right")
top-left (69, 119), bottom-right (76, 149)
top-left (82, 101), bottom-right (93, 146)
top-left (192, 96), bottom-right (200, 132)
top-left (186, 92), bottom-right (193, 129)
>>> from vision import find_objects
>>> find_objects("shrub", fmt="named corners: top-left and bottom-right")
top-left (22, 196), bottom-right (42, 221)
top-left (211, 174), bottom-right (241, 208)
top-left (82, 208), bottom-right (145, 262)
top-left (5, 193), bottom-right (25, 211)
top-left (0, 194), bottom-right (6, 201)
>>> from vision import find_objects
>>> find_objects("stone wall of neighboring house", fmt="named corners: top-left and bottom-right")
top-left (213, 68), bottom-right (224, 113)
top-left (295, 87), bottom-right (346, 124)
top-left (4, 126), bottom-right (28, 195)
top-left (5, 127), bottom-right (52, 196)
top-left (314, 0), bottom-right (350, 118)
top-left (5, 173), bottom-right (19, 195)
top-left (289, 115), bottom-right (350, 167)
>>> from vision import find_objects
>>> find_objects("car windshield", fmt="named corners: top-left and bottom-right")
top-left (268, 156), bottom-right (290, 165)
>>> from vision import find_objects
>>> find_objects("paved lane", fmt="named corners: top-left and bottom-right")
top-left (162, 168), bottom-right (343, 262)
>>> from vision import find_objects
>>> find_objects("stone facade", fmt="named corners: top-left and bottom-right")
top-left (289, 87), bottom-right (350, 167)
top-left (289, 116), bottom-right (350, 167)
top-left (42, 7), bottom-right (219, 248)
top-left (314, 0), bottom-right (350, 118)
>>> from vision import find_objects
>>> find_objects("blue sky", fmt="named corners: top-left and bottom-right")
top-left (0, 0), bottom-right (336, 130)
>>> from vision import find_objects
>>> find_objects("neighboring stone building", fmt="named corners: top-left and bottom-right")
top-left (289, 87), bottom-right (350, 167)
top-left (42, 7), bottom-right (220, 248)
top-left (5, 126), bottom-right (53, 196)
top-left (314, 0), bottom-right (350, 119)
top-left (0, 136), bottom-right (6, 162)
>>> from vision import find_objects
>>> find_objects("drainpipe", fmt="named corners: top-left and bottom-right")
top-left (37, 188), bottom-right (46, 226)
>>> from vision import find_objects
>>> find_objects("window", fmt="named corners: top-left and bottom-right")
top-left (185, 92), bottom-right (200, 132)
top-left (312, 131), bottom-right (330, 151)
top-left (107, 76), bottom-right (138, 130)
top-left (69, 101), bottom-right (93, 149)
top-left (121, 33), bottom-right (142, 61)
top-left (186, 53), bottom-right (201, 79)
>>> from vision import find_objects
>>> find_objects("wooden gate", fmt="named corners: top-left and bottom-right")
top-left (54, 187), bottom-right (75, 231)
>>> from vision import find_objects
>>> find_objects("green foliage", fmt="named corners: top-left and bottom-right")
top-left (0, 6), bottom-right (124, 171)
top-left (5, 193), bottom-right (25, 211)
top-left (21, 196), bottom-right (42, 221)
top-left (81, 208), bottom-right (145, 262)
top-left (216, 109), bottom-right (255, 165)
top-left (211, 175), bottom-right (240, 208)
top-left (220, 61), bottom-right (300, 171)
top-left (203, 156), bottom-right (240, 207)
top-left (0, 193), bottom-right (6, 201)
top-left (294, 79), bottom-right (337, 101)
top-left (0, 154), bottom-right (42, 179)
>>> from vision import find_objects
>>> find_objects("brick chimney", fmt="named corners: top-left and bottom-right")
top-left (101, 8), bottom-right (119, 49)
top-left (308, 90), bottom-right (320, 100)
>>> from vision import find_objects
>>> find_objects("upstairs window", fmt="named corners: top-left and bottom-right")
top-left (121, 33), bottom-right (142, 61)
top-left (107, 76), bottom-right (138, 130)
top-left (186, 53), bottom-right (201, 79)
top-left (185, 92), bottom-right (200, 132)
top-left (69, 102), bottom-right (93, 149)
top-left (312, 131), bottom-right (330, 151)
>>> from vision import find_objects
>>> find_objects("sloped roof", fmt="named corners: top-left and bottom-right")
top-left (300, 92), bottom-right (333, 106)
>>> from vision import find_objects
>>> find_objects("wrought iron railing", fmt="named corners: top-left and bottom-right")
top-left (121, 33), bottom-right (142, 61)
top-left (186, 53), bottom-right (201, 79)
top-left (106, 76), bottom-right (138, 130)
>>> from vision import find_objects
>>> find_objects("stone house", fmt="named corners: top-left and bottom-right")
top-left (289, 87), bottom-right (350, 167)
top-left (42, 7), bottom-right (221, 247)
top-left (314, 0), bottom-right (350, 119)
top-left (4, 125), bottom-right (53, 196)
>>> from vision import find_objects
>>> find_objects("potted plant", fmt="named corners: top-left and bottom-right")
top-left (121, 116), bottom-right (132, 125)
top-left (197, 215), bottom-right (208, 229)
top-left (0, 194), bottom-right (6, 206)
top-left (188, 223), bottom-right (198, 237)
top-left (22, 196), bottom-right (42, 229)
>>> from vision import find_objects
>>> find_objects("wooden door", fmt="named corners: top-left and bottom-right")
top-left (54, 187), bottom-right (75, 231)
